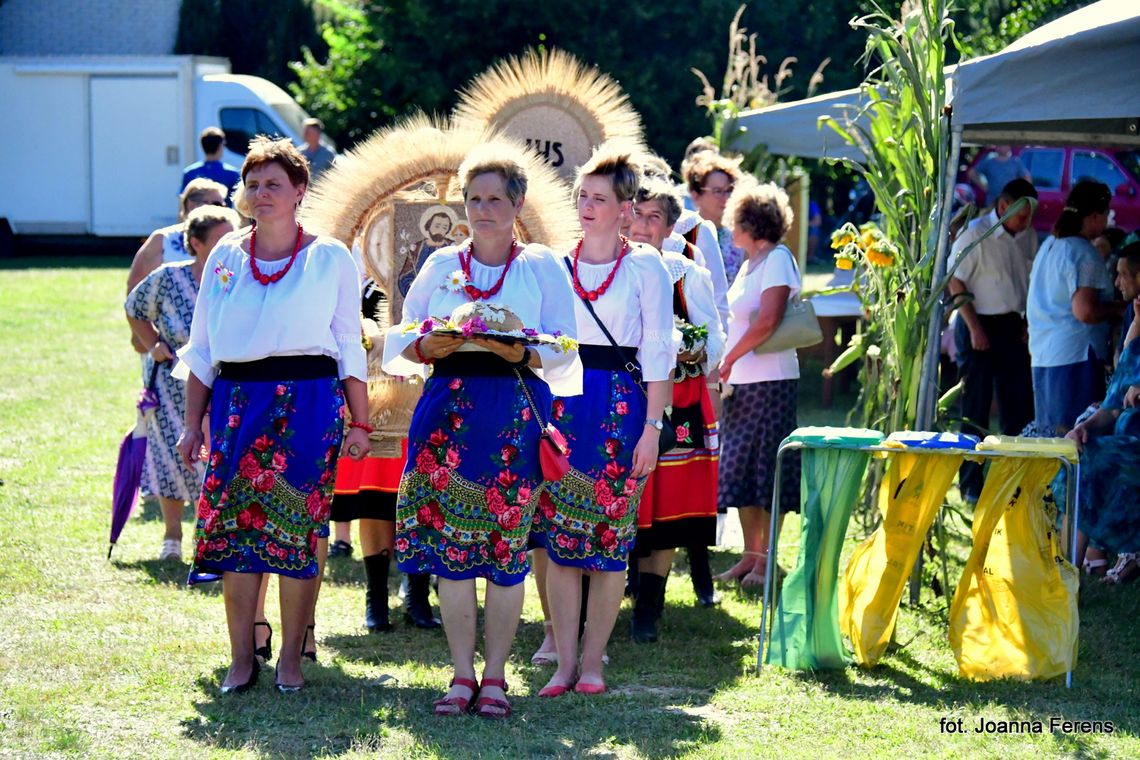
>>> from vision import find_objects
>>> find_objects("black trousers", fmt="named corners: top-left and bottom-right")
top-left (955, 312), bottom-right (1035, 498)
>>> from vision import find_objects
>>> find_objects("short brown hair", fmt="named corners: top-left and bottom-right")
top-left (684, 152), bottom-right (741, 196)
top-left (725, 179), bottom-right (794, 243)
top-left (458, 143), bottom-right (529, 205)
top-left (635, 178), bottom-right (683, 226)
top-left (179, 177), bottom-right (229, 219)
top-left (574, 143), bottom-right (640, 203)
top-left (183, 205), bottom-right (240, 253)
top-left (240, 136), bottom-right (310, 188)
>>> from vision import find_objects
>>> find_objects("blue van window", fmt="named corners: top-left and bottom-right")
top-left (220, 108), bottom-right (285, 155)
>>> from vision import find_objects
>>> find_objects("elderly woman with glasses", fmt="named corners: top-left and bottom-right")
top-left (684, 152), bottom-right (746, 284)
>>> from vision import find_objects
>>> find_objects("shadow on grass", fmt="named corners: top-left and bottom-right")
top-left (111, 557), bottom-right (202, 588)
top-left (773, 582), bottom-right (1140, 747)
top-left (183, 659), bottom-right (720, 758)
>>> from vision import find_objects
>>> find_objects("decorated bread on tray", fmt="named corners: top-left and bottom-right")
top-left (448, 301), bottom-right (524, 333)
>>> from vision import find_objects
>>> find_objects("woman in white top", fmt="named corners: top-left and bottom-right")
top-left (173, 137), bottom-right (369, 694)
top-left (382, 142), bottom-right (581, 719)
top-left (716, 180), bottom-right (802, 588)
top-left (626, 178), bottom-right (726, 643)
top-left (533, 146), bottom-right (674, 697)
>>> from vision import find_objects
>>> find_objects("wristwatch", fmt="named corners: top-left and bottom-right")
top-left (645, 417), bottom-right (664, 431)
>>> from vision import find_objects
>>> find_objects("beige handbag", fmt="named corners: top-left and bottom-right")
top-left (749, 246), bottom-right (823, 354)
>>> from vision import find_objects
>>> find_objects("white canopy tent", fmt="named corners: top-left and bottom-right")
top-left (953, 0), bottom-right (1140, 148)
top-left (733, 0), bottom-right (1140, 155)
top-left (731, 0), bottom-right (1140, 429)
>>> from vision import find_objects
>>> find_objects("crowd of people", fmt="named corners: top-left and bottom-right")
top-left (947, 162), bottom-right (1140, 585)
top-left (118, 128), bottom-right (1140, 711)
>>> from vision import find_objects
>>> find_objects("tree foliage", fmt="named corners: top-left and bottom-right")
top-left (174, 0), bottom-right (326, 87)
top-left (289, 0), bottom-right (878, 164)
top-left (954, 0), bottom-right (1096, 57)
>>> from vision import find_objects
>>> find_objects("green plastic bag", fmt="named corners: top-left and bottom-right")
top-left (766, 446), bottom-right (873, 669)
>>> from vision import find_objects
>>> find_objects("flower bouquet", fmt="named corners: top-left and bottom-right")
top-left (402, 302), bottom-right (578, 353)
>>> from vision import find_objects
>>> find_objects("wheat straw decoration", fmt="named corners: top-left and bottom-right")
top-left (452, 48), bottom-right (645, 182)
top-left (300, 114), bottom-right (579, 454)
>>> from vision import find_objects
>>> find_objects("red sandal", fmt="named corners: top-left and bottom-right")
top-left (433, 677), bottom-right (478, 717)
top-left (473, 677), bottom-right (511, 719)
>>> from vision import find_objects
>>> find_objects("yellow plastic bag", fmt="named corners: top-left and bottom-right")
top-left (949, 457), bottom-right (1079, 680)
top-left (839, 451), bottom-right (963, 666)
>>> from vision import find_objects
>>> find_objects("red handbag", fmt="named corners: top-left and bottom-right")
top-left (515, 369), bottom-right (571, 482)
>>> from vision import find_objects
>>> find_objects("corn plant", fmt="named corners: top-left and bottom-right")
top-left (819, 0), bottom-right (956, 435)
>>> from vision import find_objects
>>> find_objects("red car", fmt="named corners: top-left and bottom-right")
top-left (966, 146), bottom-right (1140, 235)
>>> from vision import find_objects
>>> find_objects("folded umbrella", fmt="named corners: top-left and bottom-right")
top-left (108, 362), bottom-right (160, 559)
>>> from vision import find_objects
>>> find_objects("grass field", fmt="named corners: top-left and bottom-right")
top-left (1, 258), bottom-right (1137, 759)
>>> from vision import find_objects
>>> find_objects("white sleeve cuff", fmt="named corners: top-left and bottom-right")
top-left (173, 343), bottom-right (216, 388)
top-left (335, 333), bottom-right (369, 383)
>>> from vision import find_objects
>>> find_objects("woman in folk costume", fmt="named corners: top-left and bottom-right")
top-left (382, 142), bottom-right (581, 719)
top-left (636, 153), bottom-right (727, 607)
top-left (626, 178), bottom-right (725, 643)
top-left (534, 145), bottom-right (674, 696)
top-left (174, 137), bottom-right (369, 694)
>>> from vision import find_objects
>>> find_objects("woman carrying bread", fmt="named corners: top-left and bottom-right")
top-left (382, 142), bottom-right (581, 719)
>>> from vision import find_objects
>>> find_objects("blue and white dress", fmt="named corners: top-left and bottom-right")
top-left (125, 261), bottom-right (204, 502)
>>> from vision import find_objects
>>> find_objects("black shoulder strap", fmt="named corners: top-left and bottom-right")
top-left (563, 257), bottom-right (644, 384)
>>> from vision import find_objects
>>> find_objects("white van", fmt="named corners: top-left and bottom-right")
top-left (0, 55), bottom-right (332, 238)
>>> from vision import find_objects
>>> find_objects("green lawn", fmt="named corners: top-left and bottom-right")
top-left (1, 258), bottom-right (1137, 759)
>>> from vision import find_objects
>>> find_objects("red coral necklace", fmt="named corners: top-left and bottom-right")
top-left (248, 223), bottom-right (304, 285)
top-left (572, 236), bottom-right (630, 301)
top-left (459, 236), bottom-right (517, 301)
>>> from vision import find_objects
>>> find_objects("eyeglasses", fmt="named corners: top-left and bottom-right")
top-left (701, 186), bottom-right (734, 198)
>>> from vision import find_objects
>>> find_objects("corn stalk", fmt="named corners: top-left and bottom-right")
top-left (819, 0), bottom-right (956, 437)
top-left (693, 3), bottom-right (829, 178)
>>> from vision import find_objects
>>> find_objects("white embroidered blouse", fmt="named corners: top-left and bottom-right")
top-left (561, 244), bottom-right (676, 383)
top-left (173, 234), bottom-right (367, 388)
top-left (382, 243), bottom-right (583, 398)
top-left (660, 251), bottom-right (727, 371)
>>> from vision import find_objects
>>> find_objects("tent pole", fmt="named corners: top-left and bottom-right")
top-left (909, 119), bottom-right (962, 605)
top-left (916, 122), bottom-right (962, 432)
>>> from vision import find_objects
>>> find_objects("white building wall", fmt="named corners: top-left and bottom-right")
top-left (0, 0), bottom-right (181, 55)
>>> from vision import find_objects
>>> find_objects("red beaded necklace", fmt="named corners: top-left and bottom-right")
top-left (248, 223), bottom-right (304, 285)
top-left (571, 236), bottom-right (630, 301)
top-left (459, 236), bottom-right (517, 301)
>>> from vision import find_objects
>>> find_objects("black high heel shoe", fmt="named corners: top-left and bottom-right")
top-left (254, 621), bottom-right (273, 664)
top-left (274, 664), bottom-right (303, 694)
top-left (219, 659), bottom-right (260, 694)
top-left (301, 624), bottom-right (317, 662)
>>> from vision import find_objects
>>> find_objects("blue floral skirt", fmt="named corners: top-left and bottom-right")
top-left (188, 360), bottom-right (344, 586)
top-left (395, 356), bottom-right (551, 587)
top-left (537, 361), bottom-right (647, 572)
